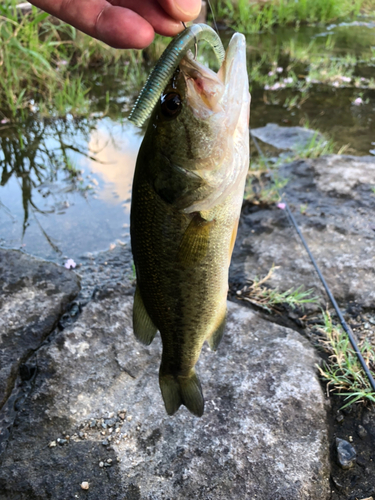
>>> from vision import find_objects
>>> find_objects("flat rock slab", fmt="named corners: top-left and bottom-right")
top-left (231, 155), bottom-right (375, 309)
top-left (0, 288), bottom-right (330, 500)
top-left (0, 249), bottom-right (80, 410)
top-left (251, 123), bottom-right (323, 151)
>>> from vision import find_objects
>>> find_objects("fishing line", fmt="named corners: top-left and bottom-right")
top-left (250, 131), bottom-right (375, 392)
top-left (206, 0), bottom-right (219, 34)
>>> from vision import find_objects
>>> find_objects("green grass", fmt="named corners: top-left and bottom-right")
top-left (245, 171), bottom-right (288, 204)
top-left (236, 264), bottom-right (319, 313)
top-left (212, 0), bottom-right (370, 33)
top-left (244, 131), bottom-right (339, 206)
top-left (316, 311), bottom-right (375, 407)
top-left (293, 133), bottom-right (336, 159)
top-left (0, 0), bottom-right (148, 118)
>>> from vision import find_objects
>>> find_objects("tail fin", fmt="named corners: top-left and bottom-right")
top-left (159, 369), bottom-right (204, 417)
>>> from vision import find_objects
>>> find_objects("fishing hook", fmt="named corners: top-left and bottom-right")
top-left (182, 21), bottom-right (198, 60)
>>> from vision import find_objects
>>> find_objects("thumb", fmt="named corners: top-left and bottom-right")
top-left (156, 0), bottom-right (201, 22)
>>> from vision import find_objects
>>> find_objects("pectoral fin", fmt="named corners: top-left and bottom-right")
top-left (177, 213), bottom-right (214, 266)
top-left (133, 285), bottom-right (157, 345)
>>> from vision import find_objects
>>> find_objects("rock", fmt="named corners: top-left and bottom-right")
top-left (231, 155), bottom-right (375, 309)
top-left (336, 438), bottom-right (356, 469)
top-left (251, 123), bottom-right (324, 151)
top-left (0, 249), bottom-right (80, 412)
top-left (312, 155), bottom-right (375, 197)
top-left (0, 288), bottom-right (330, 499)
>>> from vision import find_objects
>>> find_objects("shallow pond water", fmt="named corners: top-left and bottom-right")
top-left (0, 20), bottom-right (374, 263)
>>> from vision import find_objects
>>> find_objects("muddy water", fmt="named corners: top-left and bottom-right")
top-left (0, 20), bottom-right (374, 262)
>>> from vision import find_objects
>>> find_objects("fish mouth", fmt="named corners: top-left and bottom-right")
top-left (180, 33), bottom-right (248, 123)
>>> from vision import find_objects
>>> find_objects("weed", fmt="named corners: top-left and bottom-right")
top-left (293, 133), bottom-right (335, 159)
top-left (316, 311), bottom-right (375, 407)
top-left (236, 264), bottom-right (319, 313)
top-left (245, 168), bottom-right (288, 205)
top-left (212, 0), bottom-right (368, 33)
top-left (0, 0), bottom-right (149, 117)
top-left (371, 186), bottom-right (375, 195)
top-left (245, 130), bottom-right (336, 206)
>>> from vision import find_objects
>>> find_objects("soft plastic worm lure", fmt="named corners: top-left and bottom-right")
top-left (128, 24), bottom-right (225, 127)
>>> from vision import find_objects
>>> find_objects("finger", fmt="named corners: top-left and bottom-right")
top-left (156, 0), bottom-right (202, 22)
top-left (114, 0), bottom-right (182, 37)
top-left (29, 0), bottom-right (155, 48)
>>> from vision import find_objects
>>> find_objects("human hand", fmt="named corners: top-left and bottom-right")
top-left (28, 0), bottom-right (202, 49)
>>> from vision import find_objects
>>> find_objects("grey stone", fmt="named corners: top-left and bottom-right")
top-left (336, 438), bottom-right (356, 469)
top-left (312, 155), bottom-right (375, 197)
top-left (0, 289), bottom-right (330, 500)
top-left (231, 155), bottom-right (375, 309)
top-left (0, 248), bottom-right (80, 411)
top-left (251, 123), bottom-right (324, 151)
top-left (357, 425), bottom-right (368, 439)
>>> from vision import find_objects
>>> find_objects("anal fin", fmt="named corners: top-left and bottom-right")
top-left (208, 310), bottom-right (227, 351)
top-left (133, 285), bottom-right (157, 345)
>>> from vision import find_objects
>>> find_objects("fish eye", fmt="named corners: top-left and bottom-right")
top-left (160, 92), bottom-right (182, 118)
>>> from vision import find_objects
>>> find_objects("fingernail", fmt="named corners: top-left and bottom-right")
top-left (175, 0), bottom-right (202, 18)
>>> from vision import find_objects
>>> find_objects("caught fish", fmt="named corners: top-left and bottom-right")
top-left (129, 24), bottom-right (250, 417)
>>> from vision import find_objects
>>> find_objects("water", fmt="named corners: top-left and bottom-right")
top-left (0, 115), bottom-right (142, 261)
top-left (0, 21), bottom-right (374, 263)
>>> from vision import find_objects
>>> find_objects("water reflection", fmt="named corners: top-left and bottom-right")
top-left (0, 115), bottom-right (141, 260)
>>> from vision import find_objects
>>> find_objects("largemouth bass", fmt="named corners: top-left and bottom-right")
top-left (130, 25), bottom-right (250, 417)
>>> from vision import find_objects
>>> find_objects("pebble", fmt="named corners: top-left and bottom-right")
top-left (357, 425), bottom-right (368, 439)
top-left (336, 438), bottom-right (356, 469)
top-left (80, 482), bottom-right (89, 490)
top-left (102, 439), bottom-right (109, 446)
top-left (57, 438), bottom-right (68, 445)
top-left (336, 413), bottom-right (344, 424)
top-left (363, 411), bottom-right (372, 425)
top-left (48, 441), bottom-right (57, 448)
top-left (99, 461), bottom-right (104, 468)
